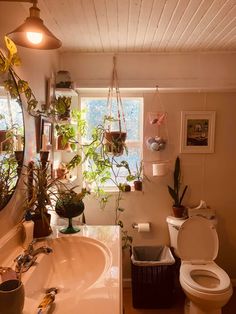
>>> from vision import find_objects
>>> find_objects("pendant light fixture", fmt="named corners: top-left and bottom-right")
top-left (2, 0), bottom-right (61, 50)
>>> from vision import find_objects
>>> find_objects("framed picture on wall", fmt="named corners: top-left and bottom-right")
top-left (35, 115), bottom-right (53, 152)
top-left (180, 111), bottom-right (216, 153)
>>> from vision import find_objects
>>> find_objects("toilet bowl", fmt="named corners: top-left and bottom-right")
top-left (177, 216), bottom-right (232, 314)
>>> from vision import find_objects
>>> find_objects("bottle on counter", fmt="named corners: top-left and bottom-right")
top-left (22, 211), bottom-right (34, 249)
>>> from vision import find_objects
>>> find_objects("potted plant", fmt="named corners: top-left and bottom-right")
top-left (55, 123), bottom-right (77, 151)
top-left (0, 154), bottom-right (18, 210)
top-left (167, 156), bottom-right (188, 218)
top-left (104, 128), bottom-right (127, 156)
top-left (133, 161), bottom-right (144, 191)
top-left (24, 161), bottom-right (62, 237)
top-left (55, 187), bottom-right (89, 234)
top-left (54, 96), bottom-right (72, 120)
top-left (104, 57), bottom-right (127, 157)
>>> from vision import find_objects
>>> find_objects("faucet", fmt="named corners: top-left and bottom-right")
top-left (26, 241), bottom-right (53, 257)
top-left (14, 240), bottom-right (53, 274)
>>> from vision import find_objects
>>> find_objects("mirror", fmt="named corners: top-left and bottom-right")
top-left (0, 83), bottom-right (24, 211)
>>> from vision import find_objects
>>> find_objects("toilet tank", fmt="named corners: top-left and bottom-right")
top-left (166, 216), bottom-right (187, 257)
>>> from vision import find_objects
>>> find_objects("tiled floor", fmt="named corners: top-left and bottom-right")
top-left (123, 287), bottom-right (236, 314)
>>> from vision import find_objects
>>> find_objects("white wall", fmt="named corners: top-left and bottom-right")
top-left (60, 52), bottom-right (236, 90)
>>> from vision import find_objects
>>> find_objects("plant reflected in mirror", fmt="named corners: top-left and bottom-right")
top-left (0, 37), bottom-right (25, 211)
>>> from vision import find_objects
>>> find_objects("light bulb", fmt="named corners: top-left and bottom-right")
top-left (26, 32), bottom-right (43, 44)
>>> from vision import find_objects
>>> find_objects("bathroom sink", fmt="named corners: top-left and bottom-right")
top-left (22, 233), bottom-right (116, 314)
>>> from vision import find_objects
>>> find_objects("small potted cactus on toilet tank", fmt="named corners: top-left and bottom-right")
top-left (168, 156), bottom-right (188, 218)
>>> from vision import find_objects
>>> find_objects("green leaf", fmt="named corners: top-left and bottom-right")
top-left (5, 36), bottom-right (17, 56)
top-left (126, 174), bottom-right (135, 182)
top-left (117, 220), bottom-right (123, 228)
top-left (24, 88), bottom-right (32, 100)
top-left (168, 185), bottom-right (178, 205)
top-left (18, 80), bottom-right (29, 93)
top-left (117, 207), bottom-right (125, 212)
top-left (28, 99), bottom-right (38, 110)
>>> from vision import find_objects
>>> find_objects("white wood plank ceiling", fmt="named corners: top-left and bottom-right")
top-left (1, 0), bottom-right (236, 52)
top-left (38, 0), bottom-right (236, 52)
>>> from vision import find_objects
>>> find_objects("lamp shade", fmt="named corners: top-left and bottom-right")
top-left (7, 4), bottom-right (61, 50)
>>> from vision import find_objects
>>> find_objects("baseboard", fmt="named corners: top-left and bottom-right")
top-left (231, 278), bottom-right (236, 287)
top-left (123, 278), bottom-right (131, 288)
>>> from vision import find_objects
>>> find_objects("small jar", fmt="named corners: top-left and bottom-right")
top-left (56, 71), bottom-right (72, 88)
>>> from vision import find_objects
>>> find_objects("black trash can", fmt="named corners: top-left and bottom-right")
top-left (131, 245), bottom-right (175, 309)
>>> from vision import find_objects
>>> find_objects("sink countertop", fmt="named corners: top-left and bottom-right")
top-left (23, 225), bottom-right (122, 314)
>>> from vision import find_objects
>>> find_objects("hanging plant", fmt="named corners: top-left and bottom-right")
top-left (0, 37), bottom-right (40, 116)
top-left (104, 57), bottom-right (127, 156)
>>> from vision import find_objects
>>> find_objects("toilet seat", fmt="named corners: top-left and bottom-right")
top-left (177, 216), bottom-right (218, 262)
top-left (178, 217), bottom-right (231, 294)
top-left (181, 262), bottom-right (231, 294)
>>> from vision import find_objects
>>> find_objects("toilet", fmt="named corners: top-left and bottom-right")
top-left (167, 215), bottom-right (233, 314)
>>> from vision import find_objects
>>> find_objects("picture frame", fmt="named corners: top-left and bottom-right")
top-left (180, 111), bottom-right (216, 153)
top-left (46, 75), bottom-right (55, 110)
top-left (36, 115), bottom-right (53, 153)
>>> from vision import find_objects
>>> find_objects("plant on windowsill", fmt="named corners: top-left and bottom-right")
top-left (167, 156), bottom-right (188, 218)
top-left (133, 160), bottom-right (144, 191)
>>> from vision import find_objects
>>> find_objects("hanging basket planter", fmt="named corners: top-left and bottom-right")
top-left (104, 57), bottom-right (127, 157)
top-left (104, 131), bottom-right (127, 156)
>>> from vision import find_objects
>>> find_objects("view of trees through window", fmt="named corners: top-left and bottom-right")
top-left (81, 96), bottom-right (143, 187)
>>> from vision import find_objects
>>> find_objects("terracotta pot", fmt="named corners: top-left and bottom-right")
top-left (57, 135), bottom-right (71, 151)
top-left (172, 206), bottom-right (186, 218)
top-left (123, 184), bottom-right (131, 192)
top-left (134, 180), bottom-right (142, 191)
top-left (104, 131), bottom-right (127, 156)
top-left (31, 212), bottom-right (52, 238)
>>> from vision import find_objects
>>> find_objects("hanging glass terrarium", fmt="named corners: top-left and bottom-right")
top-left (104, 57), bottom-right (127, 156)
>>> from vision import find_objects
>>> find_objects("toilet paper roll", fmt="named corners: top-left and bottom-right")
top-left (137, 223), bottom-right (150, 232)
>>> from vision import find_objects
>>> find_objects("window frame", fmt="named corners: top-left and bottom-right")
top-left (77, 89), bottom-right (144, 191)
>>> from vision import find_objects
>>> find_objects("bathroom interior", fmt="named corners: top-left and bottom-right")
top-left (0, 1), bottom-right (236, 313)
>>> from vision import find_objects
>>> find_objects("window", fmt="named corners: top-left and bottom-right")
top-left (80, 94), bottom-right (143, 188)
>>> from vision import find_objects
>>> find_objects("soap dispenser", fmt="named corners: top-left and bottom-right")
top-left (22, 211), bottom-right (34, 249)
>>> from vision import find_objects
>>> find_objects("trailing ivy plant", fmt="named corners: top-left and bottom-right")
top-left (64, 112), bottom-right (134, 249)
top-left (0, 37), bottom-right (41, 116)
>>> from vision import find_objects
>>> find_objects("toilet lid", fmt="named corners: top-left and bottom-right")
top-left (177, 216), bottom-right (219, 262)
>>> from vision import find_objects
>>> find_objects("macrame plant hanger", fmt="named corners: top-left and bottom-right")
top-left (145, 86), bottom-right (170, 176)
top-left (104, 56), bottom-right (127, 156)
